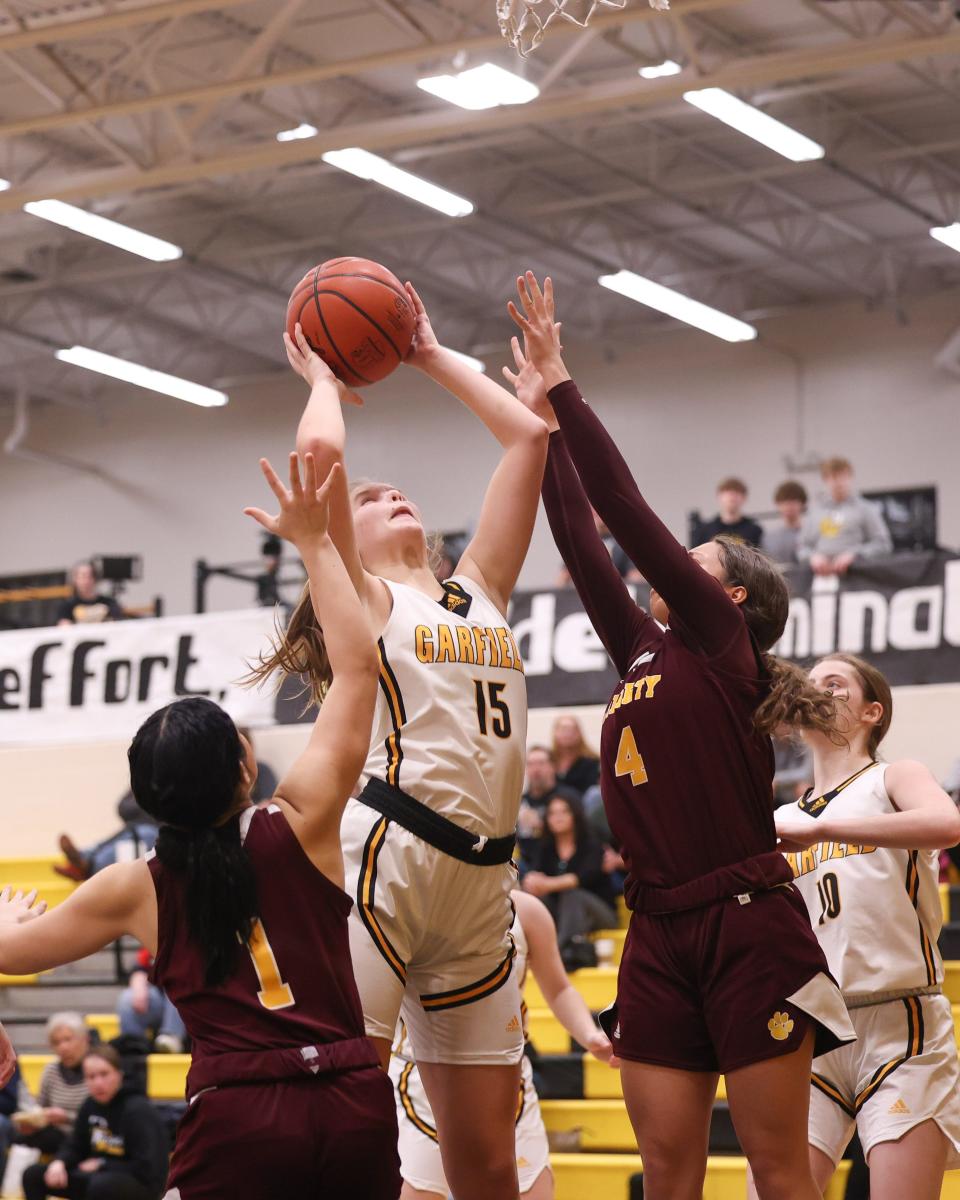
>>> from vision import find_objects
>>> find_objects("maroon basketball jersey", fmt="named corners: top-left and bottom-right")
top-left (542, 381), bottom-right (780, 894)
top-left (149, 805), bottom-right (366, 1068)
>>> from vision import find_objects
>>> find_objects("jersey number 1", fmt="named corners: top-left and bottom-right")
top-left (247, 919), bottom-right (295, 1010)
top-left (614, 726), bottom-right (648, 787)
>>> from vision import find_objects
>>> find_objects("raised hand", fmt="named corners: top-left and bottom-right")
top-left (502, 336), bottom-right (559, 433)
top-left (284, 323), bottom-right (363, 407)
top-left (0, 887), bottom-right (48, 928)
top-left (507, 272), bottom-right (568, 389)
top-left (244, 454), bottom-right (342, 549)
top-left (0, 1021), bottom-right (15, 1088)
top-left (402, 281), bottom-right (441, 371)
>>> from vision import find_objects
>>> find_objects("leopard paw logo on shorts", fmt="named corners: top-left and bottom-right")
top-left (767, 1011), bottom-right (795, 1041)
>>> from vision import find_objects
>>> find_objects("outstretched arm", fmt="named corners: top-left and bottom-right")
top-left (777, 760), bottom-right (960, 852)
top-left (289, 326), bottom-right (373, 602)
top-left (404, 283), bottom-right (548, 614)
top-left (516, 892), bottom-right (614, 1064)
top-left (246, 456), bottom-right (379, 879)
top-left (503, 337), bottom-right (648, 676)
top-left (510, 273), bottom-right (745, 659)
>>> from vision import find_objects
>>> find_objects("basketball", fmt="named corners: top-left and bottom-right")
top-left (285, 257), bottom-right (416, 387)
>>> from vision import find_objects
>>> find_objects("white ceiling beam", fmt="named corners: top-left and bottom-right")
top-left (0, 0), bottom-right (747, 142)
top-left (0, 0), bottom-right (254, 52)
top-left (0, 23), bottom-right (958, 213)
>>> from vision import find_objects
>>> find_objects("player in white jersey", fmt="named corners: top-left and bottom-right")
top-left (772, 653), bottom-right (960, 1200)
top-left (389, 890), bottom-right (616, 1199)
top-left (258, 284), bottom-right (548, 1200)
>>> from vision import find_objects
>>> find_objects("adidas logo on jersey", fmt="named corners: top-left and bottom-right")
top-left (506, 1015), bottom-right (521, 1033)
top-left (889, 1098), bottom-right (910, 1115)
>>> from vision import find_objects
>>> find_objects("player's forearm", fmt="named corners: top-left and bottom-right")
top-left (818, 809), bottom-right (960, 851)
top-left (295, 378), bottom-right (347, 465)
top-left (420, 347), bottom-right (547, 448)
top-left (547, 983), bottom-right (603, 1050)
top-left (302, 536), bottom-right (378, 680)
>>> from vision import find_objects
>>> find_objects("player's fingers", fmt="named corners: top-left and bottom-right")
top-left (404, 281), bottom-right (426, 316)
top-left (302, 451), bottom-right (320, 498)
top-left (243, 507), bottom-right (279, 533)
top-left (0, 887), bottom-right (9, 904)
top-left (510, 335), bottom-right (526, 370)
top-left (315, 460), bottom-right (341, 505)
top-left (525, 270), bottom-right (546, 313)
top-left (501, 365), bottom-right (519, 388)
top-left (294, 323), bottom-right (312, 355)
top-left (258, 457), bottom-right (289, 504)
top-left (288, 451), bottom-right (304, 499)
top-left (516, 274), bottom-right (535, 315)
top-left (34, 901), bottom-right (47, 917)
top-left (544, 275), bottom-right (555, 318)
top-left (24, 889), bottom-right (38, 909)
top-left (507, 300), bottom-right (532, 333)
top-left (337, 381), bottom-right (364, 408)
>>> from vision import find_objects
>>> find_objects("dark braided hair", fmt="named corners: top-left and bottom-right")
top-left (128, 697), bottom-right (258, 987)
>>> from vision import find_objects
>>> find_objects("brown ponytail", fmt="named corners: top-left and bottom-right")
top-left (713, 536), bottom-right (839, 740)
top-left (244, 583), bottom-right (332, 709)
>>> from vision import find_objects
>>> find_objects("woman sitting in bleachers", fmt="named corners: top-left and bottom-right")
top-left (11, 1014), bottom-right (90, 1161)
top-left (21, 1045), bottom-right (167, 1200)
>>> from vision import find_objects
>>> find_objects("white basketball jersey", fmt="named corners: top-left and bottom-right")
top-left (781, 762), bottom-right (943, 1003)
top-left (393, 909), bottom-right (526, 1063)
top-left (364, 576), bottom-right (527, 838)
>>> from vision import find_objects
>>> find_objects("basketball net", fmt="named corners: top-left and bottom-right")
top-left (498, 0), bottom-right (669, 57)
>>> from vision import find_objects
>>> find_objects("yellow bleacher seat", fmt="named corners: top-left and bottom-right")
top-left (589, 927), bottom-right (626, 964)
top-left (945, 962), bottom-right (960, 1005)
top-left (0, 858), bottom-right (63, 886)
top-left (525, 966), bottom-right (616, 1012)
top-left (0, 972), bottom-right (40, 986)
top-left (18, 1054), bottom-right (52, 1094)
top-left (526, 1008), bottom-right (570, 1054)
top-left (551, 1154), bottom-right (856, 1200)
top-left (86, 1013), bottom-right (120, 1041)
top-left (147, 1054), bottom-right (189, 1100)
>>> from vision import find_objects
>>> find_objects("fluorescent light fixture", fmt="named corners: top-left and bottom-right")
top-left (276, 122), bottom-right (318, 142)
top-left (682, 87), bottom-right (824, 163)
top-left (56, 345), bottom-right (228, 407)
top-left (0, 177), bottom-right (9, 192)
top-left (418, 62), bottom-right (539, 111)
top-left (24, 199), bottom-right (182, 261)
top-left (639, 59), bottom-right (682, 79)
top-left (322, 148), bottom-right (473, 218)
top-left (448, 348), bottom-right (486, 372)
top-left (599, 269), bottom-right (757, 343)
top-left (930, 223), bottom-right (960, 254)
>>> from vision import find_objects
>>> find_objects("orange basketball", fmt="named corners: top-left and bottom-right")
top-left (285, 258), bottom-right (416, 387)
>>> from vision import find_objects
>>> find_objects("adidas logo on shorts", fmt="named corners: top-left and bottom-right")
top-left (889, 1098), bottom-right (910, 1115)
top-left (506, 1015), bottom-right (521, 1033)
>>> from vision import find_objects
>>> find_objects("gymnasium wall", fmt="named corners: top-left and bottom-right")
top-left (3, 288), bottom-right (959, 618)
top-left (5, 682), bottom-right (959, 857)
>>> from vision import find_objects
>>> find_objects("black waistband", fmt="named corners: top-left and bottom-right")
top-left (358, 777), bottom-right (516, 866)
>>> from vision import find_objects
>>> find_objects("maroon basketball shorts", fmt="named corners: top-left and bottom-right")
top-left (605, 884), bottom-right (851, 1074)
top-left (164, 1066), bottom-right (401, 1199)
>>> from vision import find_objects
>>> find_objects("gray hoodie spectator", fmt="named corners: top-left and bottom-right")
top-left (763, 480), bottom-right (808, 565)
top-left (798, 457), bottom-right (892, 575)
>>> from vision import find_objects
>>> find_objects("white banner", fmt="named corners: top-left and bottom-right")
top-left (0, 609), bottom-right (278, 745)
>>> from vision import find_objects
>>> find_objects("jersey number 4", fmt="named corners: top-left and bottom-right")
top-left (474, 680), bottom-right (512, 739)
top-left (247, 919), bottom-right (295, 1010)
top-left (614, 726), bottom-right (648, 787)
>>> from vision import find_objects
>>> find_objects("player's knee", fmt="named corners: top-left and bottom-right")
top-left (748, 1150), bottom-right (811, 1200)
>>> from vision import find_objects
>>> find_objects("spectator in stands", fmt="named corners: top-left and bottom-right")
top-left (556, 507), bottom-right (638, 586)
top-left (763, 480), bottom-right (808, 565)
top-left (0, 1058), bottom-right (21, 1181)
top-left (12, 1014), bottom-right (90, 1163)
top-left (551, 714), bottom-right (600, 796)
top-left (117, 957), bottom-right (186, 1055)
top-left (55, 563), bottom-right (123, 626)
top-left (798, 456), bottom-right (893, 575)
top-left (691, 477), bottom-right (763, 549)
top-left (522, 793), bottom-right (618, 970)
top-left (22, 1045), bottom-right (168, 1200)
top-left (56, 795), bottom-right (158, 884)
top-left (517, 745), bottom-right (581, 863)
